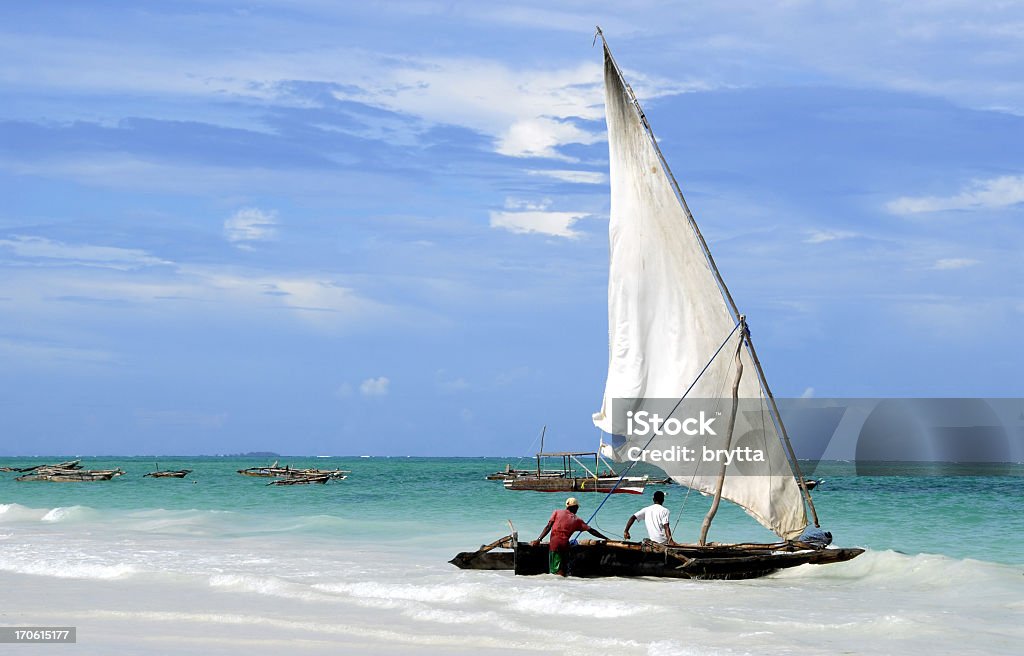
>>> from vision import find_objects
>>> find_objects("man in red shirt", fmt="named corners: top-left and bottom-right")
top-left (530, 497), bottom-right (609, 576)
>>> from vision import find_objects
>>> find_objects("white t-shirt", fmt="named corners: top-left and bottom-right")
top-left (633, 504), bottom-right (671, 543)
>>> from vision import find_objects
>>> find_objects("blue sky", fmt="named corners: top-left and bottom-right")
top-left (1, 1), bottom-right (1022, 456)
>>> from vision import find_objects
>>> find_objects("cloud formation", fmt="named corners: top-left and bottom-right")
top-left (0, 235), bottom-right (170, 269)
top-left (224, 208), bottom-right (278, 247)
top-left (886, 175), bottom-right (1024, 214)
top-left (931, 258), bottom-right (979, 270)
top-left (489, 210), bottom-right (588, 238)
top-left (360, 376), bottom-right (390, 396)
top-left (527, 169), bottom-right (606, 184)
top-left (804, 230), bottom-right (858, 244)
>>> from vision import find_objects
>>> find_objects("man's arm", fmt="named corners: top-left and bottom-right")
top-left (623, 515), bottom-right (637, 541)
top-left (663, 522), bottom-right (678, 546)
top-left (587, 526), bottom-right (609, 541)
top-left (530, 520), bottom-right (554, 547)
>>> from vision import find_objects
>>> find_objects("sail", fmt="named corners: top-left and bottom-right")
top-left (591, 43), bottom-right (808, 540)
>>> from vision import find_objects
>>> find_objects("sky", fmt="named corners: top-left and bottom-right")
top-left (1, 1), bottom-right (1022, 456)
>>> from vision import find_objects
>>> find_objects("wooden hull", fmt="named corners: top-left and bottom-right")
top-left (503, 476), bottom-right (646, 494)
top-left (16, 469), bottom-right (122, 482)
top-left (144, 470), bottom-right (192, 478)
top-left (485, 469), bottom-right (539, 481)
top-left (239, 467), bottom-right (349, 479)
top-left (267, 475), bottom-right (334, 485)
top-left (451, 537), bottom-right (864, 580)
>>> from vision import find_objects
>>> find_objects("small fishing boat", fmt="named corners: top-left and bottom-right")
top-left (144, 469), bottom-right (193, 478)
top-left (238, 461), bottom-right (285, 477)
top-left (451, 533), bottom-right (863, 580)
top-left (238, 461), bottom-right (349, 479)
top-left (10, 460), bottom-right (83, 473)
top-left (267, 474), bottom-right (338, 486)
top-left (502, 451), bottom-right (648, 494)
top-left (17, 468), bottom-right (124, 482)
top-left (453, 29), bottom-right (862, 579)
top-left (485, 465), bottom-right (537, 481)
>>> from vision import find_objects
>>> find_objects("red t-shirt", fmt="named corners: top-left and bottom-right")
top-left (547, 509), bottom-right (589, 552)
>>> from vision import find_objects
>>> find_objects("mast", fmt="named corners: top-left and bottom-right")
top-left (699, 338), bottom-right (744, 544)
top-left (537, 425), bottom-right (546, 476)
top-left (595, 27), bottom-right (819, 526)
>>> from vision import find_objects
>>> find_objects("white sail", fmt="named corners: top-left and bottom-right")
top-left (592, 42), bottom-right (808, 540)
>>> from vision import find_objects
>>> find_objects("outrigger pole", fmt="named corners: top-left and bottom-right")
top-left (594, 26), bottom-right (820, 527)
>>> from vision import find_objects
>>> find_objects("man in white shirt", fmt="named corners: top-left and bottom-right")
top-left (623, 490), bottom-right (676, 544)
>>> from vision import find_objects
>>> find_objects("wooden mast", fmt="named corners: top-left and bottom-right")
top-left (699, 337), bottom-right (744, 545)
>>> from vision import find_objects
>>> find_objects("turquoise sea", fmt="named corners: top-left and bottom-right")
top-left (2, 457), bottom-right (1022, 655)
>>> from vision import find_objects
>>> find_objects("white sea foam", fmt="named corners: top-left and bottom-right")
top-left (0, 502), bottom-right (48, 522)
top-left (41, 505), bottom-right (96, 523)
top-left (507, 587), bottom-right (654, 618)
top-left (314, 580), bottom-right (475, 603)
top-left (208, 573), bottom-right (331, 602)
top-left (0, 556), bottom-right (136, 580)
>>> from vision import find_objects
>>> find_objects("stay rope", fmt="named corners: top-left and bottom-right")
top-left (575, 322), bottom-right (743, 538)
top-left (672, 357), bottom-right (732, 533)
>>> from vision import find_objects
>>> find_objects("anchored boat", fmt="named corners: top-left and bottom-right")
top-left (238, 461), bottom-right (349, 481)
top-left (16, 467), bottom-right (124, 482)
top-left (502, 451), bottom-right (647, 494)
top-left (144, 470), bottom-right (193, 478)
top-left (452, 29), bottom-right (862, 579)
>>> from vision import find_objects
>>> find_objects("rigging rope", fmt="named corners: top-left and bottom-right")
top-left (672, 360), bottom-right (732, 533)
top-left (576, 321), bottom-right (743, 536)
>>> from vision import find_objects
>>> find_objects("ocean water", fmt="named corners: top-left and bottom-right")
top-left (1, 457), bottom-right (1021, 655)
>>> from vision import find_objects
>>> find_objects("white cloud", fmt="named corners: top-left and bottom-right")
top-left (804, 229), bottom-right (858, 244)
top-left (436, 369), bottom-right (470, 394)
top-left (359, 376), bottom-right (390, 396)
top-left (527, 169), bottom-right (606, 184)
top-left (503, 197), bottom-right (552, 211)
top-left (0, 237), bottom-right (398, 335)
top-left (495, 366), bottom-right (531, 386)
top-left (886, 175), bottom-right (1024, 214)
top-left (336, 57), bottom-right (607, 160)
top-left (931, 258), bottom-right (979, 270)
top-left (496, 117), bottom-right (604, 160)
top-left (489, 210), bottom-right (588, 238)
top-left (0, 30), bottom-right (708, 161)
top-left (0, 235), bottom-right (170, 269)
top-left (0, 336), bottom-right (118, 367)
top-left (224, 208), bottom-right (278, 247)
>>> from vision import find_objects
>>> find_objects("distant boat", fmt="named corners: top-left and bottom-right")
top-left (17, 468), bottom-right (124, 482)
top-left (502, 450), bottom-right (648, 495)
top-left (6, 459), bottom-right (83, 473)
top-left (453, 29), bottom-right (862, 579)
top-left (485, 464), bottom-right (538, 481)
top-left (491, 426), bottom-right (647, 493)
top-left (238, 461), bottom-right (349, 482)
top-left (267, 474), bottom-right (338, 486)
top-left (144, 470), bottom-right (193, 479)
